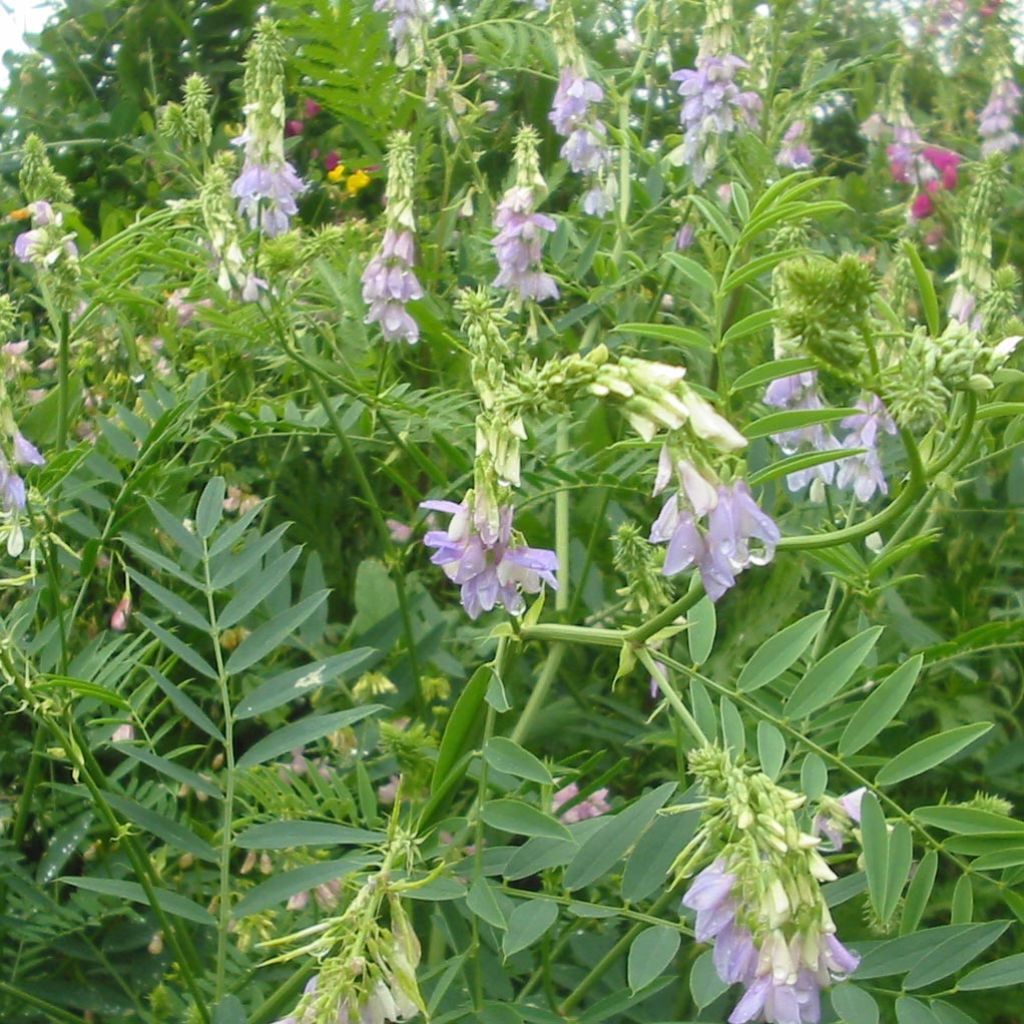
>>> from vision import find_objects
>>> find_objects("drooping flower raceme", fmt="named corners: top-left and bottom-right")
top-left (670, 54), bottom-right (761, 186)
top-left (979, 69), bottom-right (1022, 156)
top-left (492, 126), bottom-right (559, 303)
top-left (835, 396), bottom-right (897, 502)
top-left (549, 67), bottom-right (614, 214)
top-left (420, 498), bottom-right (558, 619)
top-left (362, 131), bottom-right (424, 344)
top-left (677, 747), bottom-right (861, 1024)
top-left (231, 19), bottom-right (306, 237)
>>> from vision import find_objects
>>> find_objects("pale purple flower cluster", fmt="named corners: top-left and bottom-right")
top-left (835, 397), bottom-right (897, 503)
top-left (776, 121), bottom-right (814, 170)
top-left (12, 201), bottom-right (78, 266)
top-left (979, 74), bottom-right (1022, 156)
top-left (764, 373), bottom-right (842, 493)
top-left (549, 69), bottom-right (607, 170)
top-left (671, 55), bottom-right (761, 186)
top-left (650, 479), bottom-right (780, 601)
top-left (420, 499), bottom-right (558, 619)
top-left (492, 186), bottom-right (559, 302)
top-left (231, 157), bottom-right (305, 237)
top-left (362, 228), bottom-right (424, 343)
top-left (275, 973), bottom-right (417, 1024)
top-left (373, 0), bottom-right (427, 61)
top-left (764, 377), bottom-right (895, 501)
top-left (682, 860), bottom-right (860, 1024)
top-left (552, 782), bottom-right (611, 824)
top-left (1, 433), bottom-right (45, 513)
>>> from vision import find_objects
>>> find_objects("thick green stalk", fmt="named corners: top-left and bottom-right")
top-left (55, 310), bottom-right (71, 454)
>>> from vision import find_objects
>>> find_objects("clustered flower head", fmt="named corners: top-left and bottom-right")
top-left (420, 496), bottom-right (558, 619)
top-left (199, 153), bottom-right (259, 299)
top-left (232, 19), bottom-right (306, 237)
top-left (549, 67), bottom-right (614, 214)
top-left (979, 66), bottom-right (1022, 156)
top-left (670, 53), bottom-right (761, 186)
top-left (362, 131), bottom-right (424, 344)
top-left (492, 126), bottom-right (559, 303)
top-left (677, 747), bottom-right (860, 1024)
top-left (764, 375), bottom-right (897, 503)
top-left (374, 0), bottom-right (428, 68)
top-left (12, 200), bottom-right (79, 269)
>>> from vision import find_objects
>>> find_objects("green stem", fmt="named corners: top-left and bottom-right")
top-left (626, 583), bottom-right (705, 645)
top-left (637, 647), bottom-right (709, 748)
top-left (0, 980), bottom-right (84, 1024)
top-left (203, 538), bottom-right (235, 1002)
top-left (55, 310), bottom-right (71, 454)
top-left (510, 642), bottom-right (565, 744)
top-left (11, 727), bottom-right (45, 847)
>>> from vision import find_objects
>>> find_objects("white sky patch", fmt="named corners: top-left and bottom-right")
top-left (1, 0), bottom-right (55, 85)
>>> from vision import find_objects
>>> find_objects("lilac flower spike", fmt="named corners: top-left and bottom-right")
top-left (420, 499), bottom-right (558, 619)
top-left (979, 70), bottom-right (1022, 156)
top-left (836, 396), bottom-right (896, 502)
top-left (232, 20), bottom-right (306, 237)
top-left (670, 54), bottom-right (761, 185)
top-left (374, 0), bottom-right (427, 67)
top-left (362, 131), bottom-right (423, 343)
top-left (549, 67), bottom-right (613, 214)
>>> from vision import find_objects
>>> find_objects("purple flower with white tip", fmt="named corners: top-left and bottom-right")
top-left (420, 499), bottom-right (558, 619)
top-left (13, 433), bottom-right (45, 467)
top-left (0, 455), bottom-right (26, 513)
top-left (707, 481), bottom-right (781, 572)
top-left (670, 54), bottom-right (761, 185)
top-left (492, 187), bottom-right (559, 302)
top-left (727, 968), bottom-right (822, 1024)
top-left (777, 121), bottom-right (814, 170)
top-left (682, 859), bottom-right (738, 942)
top-left (979, 72), bottom-right (1022, 156)
top-left (836, 396), bottom-right (896, 502)
top-left (715, 922), bottom-right (760, 985)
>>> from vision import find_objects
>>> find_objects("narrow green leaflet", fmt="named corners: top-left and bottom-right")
top-left (481, 799), bottom-right (571, 842)
top-left (146, 665), bottom-right (224, 741)
top-left (611, 322), bottom-right (711, 352)
top-left (883, 823), bottom-right (914, 921)
top-left (895, 997), bottom-right (938, 1024)
top-left (502, 900), bottom-right (559, 958)
top-left (855, 922), bottom-right (1011, 980)
top-left (830, 983), bottom-right (880, 1024)
top-left (900, 850), bottom-right (937, 935)
top-left (114, 743), bottom-right (221, 799)
top-left (737, 610), bottom-right (828, 692)
top-left (104, 792), bottom-right (218, 861)
top-left (483, 738), bottom-right (553, 785)
top-left (236, 705), bottom-right (384, 769)
top-left (745, 407), bottom-right (859, 441)
top-left (627, 925), bottom-right (680, 992)
top-left (860, 791), bottom-right (889, 920)
top-left (233, 854), bottom-right (376, 917)
top-left (902, 921), bottom-right (1008, 989)
top-left (785, 626), bottom-right (882, 719)
top-left (731, 356), bottom-right (819, 392)
top-left (60, 876), bottom-right (215, 927)
top-left (137, 613), bottom-right (218, 680)
top-left (839, 655), bottom-right (924, 756)
top-left (689, 948), bottom-right (728, 1008)
top-left (687, 596), bottom-right (716, 665)
top-left (126, 567), bottom-right (209, 631)
top-left (430, 664), bottom-right (491, 794)
top-left (756, 721), bottom-right (786, 779)
top-left (467, 877), bottom-right (507, 930)
top-left (235, 821), bottom-right (384, 849)
top-left (195, 476), bottom-right (226, 539)
top-left (225, 590), bottom-right (330, 674)
top-left (37, 812), bottom-right (93, 885)
top-left (958, 952), bottom-right (1024, 990)
top-left (233, 649), bottom-right (379, 720)
top-left (876, 723), bottom-right (992, 786)
top-left (912, 805), bottom-right (1024, 835)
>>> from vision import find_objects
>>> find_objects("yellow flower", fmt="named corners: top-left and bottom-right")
top-left (326, 163), bottom-right (346, 183)
top-left (346, 168), bottom-right (371, 196)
